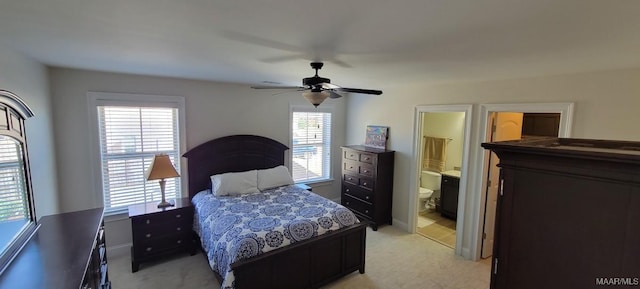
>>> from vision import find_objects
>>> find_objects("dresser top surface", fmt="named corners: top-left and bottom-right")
top-left (0, 207), bottom-right (104, 289)
top-left (482, 137), bottom-right (640, 161)
top-left (342, 145), bottom-right (394, 153)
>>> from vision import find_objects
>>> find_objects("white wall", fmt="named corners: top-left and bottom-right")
top-left (345, 67), bottom-right (640, 257)
top-left (422, 112), bottom-right (465, 172)
top-left (0, 47), bottom-right (58, 218)
top-left (48, 68), bottom-right (347, 253)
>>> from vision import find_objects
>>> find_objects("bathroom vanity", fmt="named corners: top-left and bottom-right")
top-left (440, 170), bottom-right (460, 220)
top-left (482, 138), bottom-right (640, 289)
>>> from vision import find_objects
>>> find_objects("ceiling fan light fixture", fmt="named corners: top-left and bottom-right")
top-left (303, 90), bottom-right (330, 107)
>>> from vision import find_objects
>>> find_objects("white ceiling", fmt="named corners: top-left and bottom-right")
top-left (2, 0), bottom-right (640, 89)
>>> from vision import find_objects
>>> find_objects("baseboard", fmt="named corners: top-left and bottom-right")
top-left (107, 243), bottom-right (131, 258)
top-left (392, 218), bottom-right (409, 232)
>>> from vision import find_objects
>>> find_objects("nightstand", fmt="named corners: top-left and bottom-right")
top-left (128, 197), bottom-right (196, 272)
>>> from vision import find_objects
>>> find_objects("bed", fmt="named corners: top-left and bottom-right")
top-left (183, 134), bottom-right (367, 289)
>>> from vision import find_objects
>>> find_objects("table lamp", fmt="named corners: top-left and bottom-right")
top-left (146, 154), bottom-right (180, 208)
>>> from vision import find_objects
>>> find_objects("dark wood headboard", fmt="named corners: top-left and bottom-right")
top-left (182, 135), bottom-right (289, 199)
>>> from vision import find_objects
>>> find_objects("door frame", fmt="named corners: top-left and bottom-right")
top-left (469, 102), bottom-right (574, 260)
top-left (409, 104), bottom-right (473, 256)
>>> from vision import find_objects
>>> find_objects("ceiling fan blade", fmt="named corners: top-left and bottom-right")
top-left (251, 85), bottom-right (305, 90)
top-left (328, 91), bottom-right (343, 99)
top-left (335, 87), bottom-right (383, 95)
top-left (320, 82), bottom-right (341, 90)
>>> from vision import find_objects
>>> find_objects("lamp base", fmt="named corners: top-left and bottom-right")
top-left (157, 200), bottom-right (175, 208)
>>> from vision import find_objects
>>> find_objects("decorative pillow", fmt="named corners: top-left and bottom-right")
top-left (257, 165), bottom-right (295, 191)
top-left (210, 170), bottom-right (260, 196)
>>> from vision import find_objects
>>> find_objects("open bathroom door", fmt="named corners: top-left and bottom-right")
top-left (481, 112), bottom-right (523, 258)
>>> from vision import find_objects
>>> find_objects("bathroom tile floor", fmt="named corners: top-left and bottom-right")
top-left (416, 209), bottom-right (457, 248)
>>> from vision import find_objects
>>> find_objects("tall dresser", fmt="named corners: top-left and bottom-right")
top-left (341, 145), bottom-right (394, 231)
top-left (482, 138), bottom-right (640, 289)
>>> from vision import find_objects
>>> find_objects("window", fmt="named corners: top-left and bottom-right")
top-left (291, 108), bottom-right (332, 182)
top-left (89, 93), bottom-right (185, 215)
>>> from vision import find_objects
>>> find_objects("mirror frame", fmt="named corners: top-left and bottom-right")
top-left (0, 90), bottom-right (36, 273)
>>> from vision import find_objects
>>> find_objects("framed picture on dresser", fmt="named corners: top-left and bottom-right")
top-left (364, 125), bottom-right (389, 149)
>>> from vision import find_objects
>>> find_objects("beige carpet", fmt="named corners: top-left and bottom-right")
top-left (109, 226), bottom-right (491, 289)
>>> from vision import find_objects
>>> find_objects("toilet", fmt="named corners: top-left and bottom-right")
top-left (419, 170), bottom-right (442, 212)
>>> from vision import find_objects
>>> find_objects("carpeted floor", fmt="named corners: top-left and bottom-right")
top-left (108, 225), bottom-right (490, 289)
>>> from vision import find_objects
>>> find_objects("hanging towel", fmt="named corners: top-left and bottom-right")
top-left (422, 136), bottom-right (448, 172)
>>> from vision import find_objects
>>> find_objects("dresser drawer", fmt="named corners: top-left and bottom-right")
top-left (133, 233), bottom-right (192, 258)
top-left (359, 163), bottom-right (374, 177)
top-left (343, 149), bottom-right (359, 161)
top-left (343, 160), bottom-right (359, 173)
top-left (342, 195), bottom-right (374, 218)
top-left (343, 173), bottom-right (358, 186)
top-left (359, 153), bottom-right (374, 164)
top-left (343, 183), bottom-right (373, 204)
top-left (359, 177), bottom-right (375, 190)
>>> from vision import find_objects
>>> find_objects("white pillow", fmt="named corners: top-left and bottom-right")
top-left (210, 170), bottom-right (260, 196)
top-left (257, 165), bottom-right (295, 191)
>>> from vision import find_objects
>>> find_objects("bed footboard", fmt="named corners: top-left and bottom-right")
top-left (231, 222), bottom-right (367, 289)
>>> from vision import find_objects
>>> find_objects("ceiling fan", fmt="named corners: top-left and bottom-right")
top-left (251, 62), bottom-right (383, 107)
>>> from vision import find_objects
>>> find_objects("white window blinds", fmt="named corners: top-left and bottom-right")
top-left (291, 111), bottom-right (331, 182)
top-left (98, 106), bottom-right (180, 213)
top-left (0, 138), bottom-right (27, 222)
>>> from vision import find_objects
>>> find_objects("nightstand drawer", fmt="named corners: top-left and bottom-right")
top-left (131, 208), bottom-right (192, 227)
top-left (133, 233), bottom-right (192, 258)
top-left (132, 222), bottom-right (190, 242)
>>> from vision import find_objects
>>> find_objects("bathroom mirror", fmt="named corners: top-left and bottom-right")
top-left (0, 90), bottom-right (35, 272)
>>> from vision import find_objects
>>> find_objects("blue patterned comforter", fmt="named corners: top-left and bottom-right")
top-left (192, 184), bottom-right (359, 289)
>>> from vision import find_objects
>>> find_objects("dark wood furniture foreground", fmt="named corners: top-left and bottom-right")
top-left (341, 145), bottom-right (394, 231)
top-left (0, 207), bottom-right (110, 289)
top-left (482, 138), bottom-right (640, 289)
top-left (183, 135), bottom-right (367, 289)
top-left (128, 197), bottom-right (195, 272)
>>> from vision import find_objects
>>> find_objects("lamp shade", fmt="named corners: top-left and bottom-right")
top-left (146, 154), bottom-right (180, 180)
top-left (303, 91), bottom-right (330, 107)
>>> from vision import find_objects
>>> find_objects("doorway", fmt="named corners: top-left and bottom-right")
top-left (408, 105), bottom-right (473, 255)
top-left (474, 103), bottom-right (574, 260)
top-left (415, 112), bottom-right (465, 248)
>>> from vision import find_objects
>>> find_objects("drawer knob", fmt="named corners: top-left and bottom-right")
top-left (363, 170), bottom-right (369, 173)
top-left (346, 201), bottom-right (350, 205)
top-left (365, 210), bottom-right (369, 214)
top-left (145, 233), bottom-right (151, 238)
top-left (363, 182), bottom-right (368, 186)
top-left (146, 247), bottom-right (152, 252)
top-left (176, 227), bottom-right (182, 231)
top-left (366, 196), bottom-right (370, 200)
top-left (146, 219), bottom-right (151, 224)
top-left (176, 214), bottom-right (181, 218)
top-left (348, 177), bottom-right (353, 181)
top-left (177, 240), bottom-right (182, 244)
top-left (346, 188), bottom-right (350, 192)
top-left (365, 157), bottom-right (370, 160)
